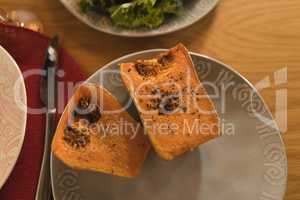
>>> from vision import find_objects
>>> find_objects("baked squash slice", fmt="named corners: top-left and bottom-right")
top-left (120, 44), bottom-right (220, 160)
top-left (52, 84), bottom-right (150, 177)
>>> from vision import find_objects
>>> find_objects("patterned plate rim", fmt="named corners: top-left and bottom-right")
top-left (0, 45), bottom-right (27, 189)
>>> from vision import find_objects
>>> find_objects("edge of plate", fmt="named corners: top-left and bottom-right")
top-left (0, 45), bottom-right (27, 189)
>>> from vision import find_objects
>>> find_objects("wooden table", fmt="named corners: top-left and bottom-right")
top-left (1, 0), bottom-right (299, 199)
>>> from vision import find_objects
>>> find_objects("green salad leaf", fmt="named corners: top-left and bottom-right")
top-left (109, 0), bottom-right (163, 28)
top-left (160, 0), bottom-right (183, 14)
top-left (79, 0), bottom-right (183, 28)
top-left (79, 0), bottom-right (110, 13)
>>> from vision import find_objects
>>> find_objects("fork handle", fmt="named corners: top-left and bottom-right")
top-left (35, 112), bottom-right (56, 200)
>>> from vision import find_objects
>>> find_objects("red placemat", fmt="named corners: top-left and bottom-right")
top-left (0, 23), bottom-right (86, 200)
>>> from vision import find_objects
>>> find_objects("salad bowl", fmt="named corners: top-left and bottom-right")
top-left (60, 0), bottom-right (220, 37)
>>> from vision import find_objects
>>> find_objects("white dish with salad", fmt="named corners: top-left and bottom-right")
top-left (60, 0), bottom-right (220, 37)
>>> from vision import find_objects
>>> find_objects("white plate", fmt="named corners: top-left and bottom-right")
top-left (51, 50), bottom-right (287, 200)
top-left (60, 0), bottom-right (220, 37)
top-left (0, 46), bottom-right (27, 189)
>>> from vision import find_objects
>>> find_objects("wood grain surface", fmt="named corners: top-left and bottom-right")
top-left (0, 0), bottom-right (299, 199)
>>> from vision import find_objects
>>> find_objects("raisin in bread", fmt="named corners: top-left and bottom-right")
top-left (120, 44), bottom-right (220, 160)
top-left (52, 84), bottom-right (150, 177)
